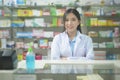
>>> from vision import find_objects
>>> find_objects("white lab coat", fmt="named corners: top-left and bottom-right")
top-left (51, 31), bottom-right (94, 60)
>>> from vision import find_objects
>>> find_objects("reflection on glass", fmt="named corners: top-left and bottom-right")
top-left (51, 64), bottom-right (93, 74)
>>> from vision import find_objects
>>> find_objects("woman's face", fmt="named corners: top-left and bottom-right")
top-left (65, 13), bottom-right (80, 33)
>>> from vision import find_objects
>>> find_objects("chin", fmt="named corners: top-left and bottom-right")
top-left (68, 30), bottom-right (74, 32)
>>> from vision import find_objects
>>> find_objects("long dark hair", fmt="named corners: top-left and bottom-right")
top-left (63, 8), bottom-right (81, 33)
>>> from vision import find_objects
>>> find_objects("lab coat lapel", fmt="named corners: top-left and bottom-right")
top-left (64, 32), bottom-right (72, 56)
top-left (74, 33), bottom-right (81, 56)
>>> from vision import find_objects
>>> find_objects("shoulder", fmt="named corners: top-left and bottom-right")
top-left (78, 32), bottom-right (92, 41)
top-left (53, 32), bottom-right (66, 41)
top-left (81, 34), bottom-right (91, 39)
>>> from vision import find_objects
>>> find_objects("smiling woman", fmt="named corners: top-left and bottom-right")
top-left (51, 8), bottom-right (94, 60)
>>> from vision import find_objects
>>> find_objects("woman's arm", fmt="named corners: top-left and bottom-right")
top-left (51, 35), bottom-right (61, 60)
top-left (85, 37), bottom-right (94, 60)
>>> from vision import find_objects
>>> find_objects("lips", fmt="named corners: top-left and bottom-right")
top-left (67, 25), bottom-right (73, 29)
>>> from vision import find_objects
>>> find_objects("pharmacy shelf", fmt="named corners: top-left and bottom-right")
top-left (92, 37), bottom-right (113, 42)
top-left (94, 48), bottom-right (120, 53)
top-left (83, 4), bottom-right (120, 60)
top-left (87, 27), bottom-right (119, 30)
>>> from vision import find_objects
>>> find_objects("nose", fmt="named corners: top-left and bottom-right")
top-left (68, 20), bottom-right (72, 25)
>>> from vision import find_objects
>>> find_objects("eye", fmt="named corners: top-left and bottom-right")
top-left (65, 19), bottom-right (69, 21)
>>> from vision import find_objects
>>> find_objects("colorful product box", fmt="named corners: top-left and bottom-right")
top-left (39, 39), bottom-right (48, 49)
top-left (16, 32), bottom-right (32, 38)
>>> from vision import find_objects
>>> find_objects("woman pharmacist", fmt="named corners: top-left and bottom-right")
top-left (51, 8), bottom-right (94, 60)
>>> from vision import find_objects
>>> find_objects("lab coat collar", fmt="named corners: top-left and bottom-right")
top-left (75, 31), bottom-right (82, 43)
top-left (64, 30), bottom-right (82, 45)
top-left (64, 30), bottom-right (82, 40)
top-left (77, 31), bottom-right (82, 40)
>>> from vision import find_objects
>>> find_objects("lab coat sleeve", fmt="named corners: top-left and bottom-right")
top-left (86, 37), bottom-right (94, 60)
top-left (51, 35), bottom-right (61, 60)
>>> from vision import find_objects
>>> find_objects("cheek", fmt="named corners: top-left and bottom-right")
top-left (76, 22), bottom-right (79, 26)
top-left (64, 25), bottom-right (67, 29)
top-left (64, 23), bottom-right (68, 28)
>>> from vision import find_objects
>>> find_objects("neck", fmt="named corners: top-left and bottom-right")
top-left (68, 31), bottom-right (77, 40)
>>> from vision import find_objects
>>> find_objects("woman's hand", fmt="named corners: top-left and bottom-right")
top-left (60, 56), bottom-right (67, 60)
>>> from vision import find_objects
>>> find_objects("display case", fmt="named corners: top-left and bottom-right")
top-left (13, 60), bottom-right (120, 80)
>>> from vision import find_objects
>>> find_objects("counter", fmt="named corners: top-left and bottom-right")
top-left (0, 60), bottom-right (120, 80)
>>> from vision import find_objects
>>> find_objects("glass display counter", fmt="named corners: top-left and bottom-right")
top-left (13, 60), bottom-right (120, 80)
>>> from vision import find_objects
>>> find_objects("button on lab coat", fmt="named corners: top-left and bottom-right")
top-left (51, 31), bottom-right (94, 60)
